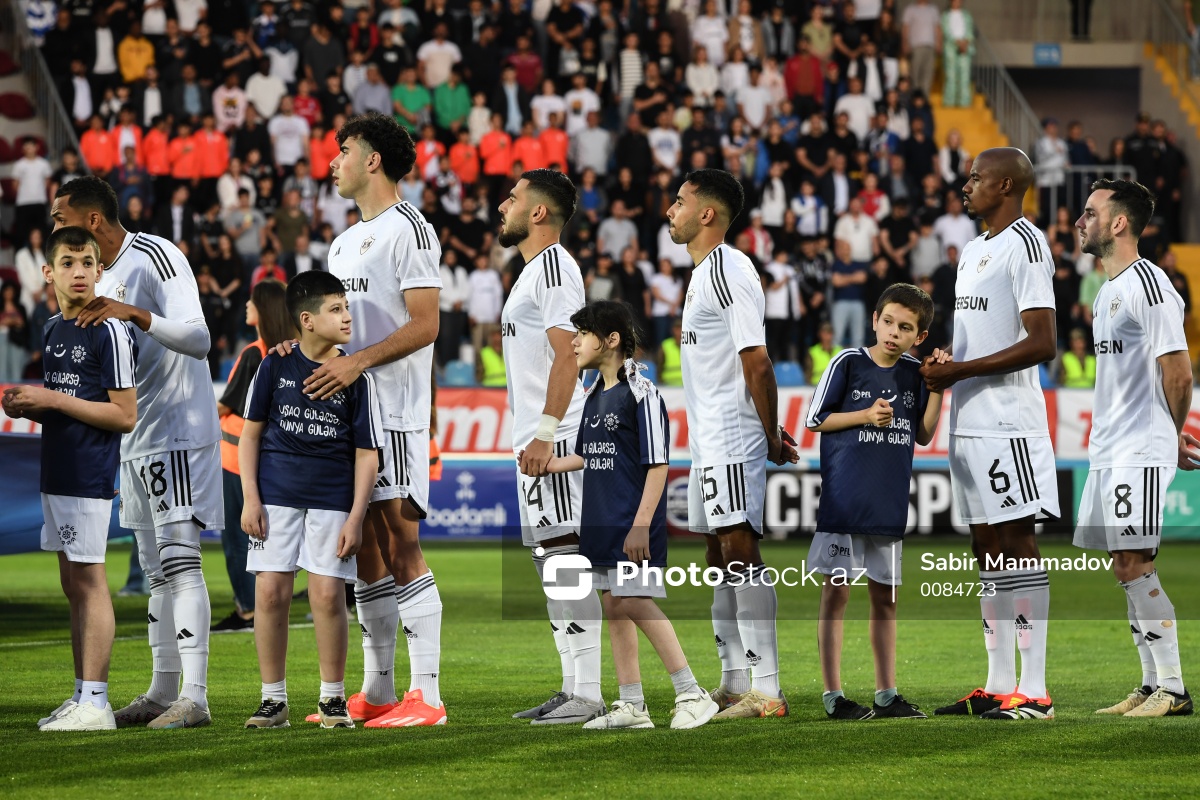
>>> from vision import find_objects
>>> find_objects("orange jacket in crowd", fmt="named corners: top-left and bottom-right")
top-left (415, 138), bottom-right (446, 177)
top-left (193, 129), bottom-right (230, 179)
top-left (448, 141), bottom-right (479, 185)
top-left (80, 129), bottom-right (116, 173)
top-left (511, 135), bottom-right (545, 171)
top-left (310, 133), bottom-right (335, 180)
top-left (143, 128), bottom-right (171, 176)
top-left (539, 127), bottom-right (568, 170)
top-left (110, 124), bottom-right (145, 167)
top-left (479, 129), bottom-right (513, 176)
top-left (169, 135), bottom-right (199, 180)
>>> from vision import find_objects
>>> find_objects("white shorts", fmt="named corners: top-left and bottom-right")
top-left (517, 440), bottom-right (583, 546)
top-left (806, 531), bottom-right (903, 586)
top-left (373, 428), bottom-right (430, 516)
top-left (949, 435), bottom-right (1060, 525)
top-left (246, 505), bottom-right (358, 581)
top-left (119, 442), bottom-right (224, 532)
top-left (591, 565), bottom-right (668, 598)
top-left (40, 494), bottom-right (112, 564)
top-left (687, 461), bottom-right (766, 536)
top-left (1073, 466), bottom-right (1173, 553)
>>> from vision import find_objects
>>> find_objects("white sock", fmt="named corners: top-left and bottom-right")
top-left (261, 679), bottom-right (287, 703)
top-left (320, 680), bottom-right (346, 700)
top-left (80, 680), bottom-right (107, 709)
top-left (397, 571), bottom-right (443, 708)
top-left (712, 582), bottom-right (749, 693)
top-left (547, 545), bottom-right (603, 704)
top-left (980, 571), bottom-right (1017, 695)
top-left (732, 566), bottom-right (781, 698)
top-left (355, 577), bottom-right (399, 705)
top-left (1125, 571), bottom-right (1185, 694)
top-left (145, 576), bottom-right (182, 705)
top-left (159, 538), bottom-right (210, 709)
top-left (669, 666), bottom-right (699, 696)
top-left (72, 678), bottom-right (82, 703)
top-left (1011, 569), bottom-right (1050, 699)
top-left (533, 550), bottom-right (574, 694)
top-left (618, 682), bottom-right (644, 709)
top-left (1127, 592), bottom-right (1157, 690)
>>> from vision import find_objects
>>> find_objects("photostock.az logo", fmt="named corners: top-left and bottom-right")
top-left (535, 546), bottom-right (593, 601)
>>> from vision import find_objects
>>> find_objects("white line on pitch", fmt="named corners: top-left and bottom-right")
top-left (0, 622), bottom-right (315, 649)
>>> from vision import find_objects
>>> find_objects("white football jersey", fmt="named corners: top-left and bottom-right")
top-left (328, 201), bottom-right (443, 432)
top-left (501, 243), bottom-right (586, 449)
top-left (680, 243), bottom-right (768, 466)
top-left (949, 218), bottom-right (1055, 438)
top-left (1090, 258), bottom-right (1187, 468)
top-left (97, 232), bottom-right (220, 460)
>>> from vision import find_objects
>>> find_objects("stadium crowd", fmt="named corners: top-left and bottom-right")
top-left (3, 0), bottom-right (1195, 387)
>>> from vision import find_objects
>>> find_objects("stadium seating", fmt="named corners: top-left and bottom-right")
top-left (0, 93), bottom-right (34, 120)
top-left (773, 361), bottom-right (806, 388)
top-left (442, 360), bottom-right (476, 388)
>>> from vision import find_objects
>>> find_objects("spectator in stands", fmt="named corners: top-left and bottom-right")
top-left (62, 58), bottom-right (94, 132)
top-left (302, 22), bottom-right (345, 85)
top-left (15, 228), bottom-right (46, 316)
top-left (1058, 328), bottom-right (1096, 388)
top-left (510, 121), bottom-right (546, 172)
top-left (467, 254), bottom-right (504, 358)
top-left (1034, 117), bottom-right (1069, 226)
top-left (830, 237), bottom-right (869, 349)
top-left (903, 116), bottom-right (937, 185)
top-left (212, 72), bottom-right (249, 134)
top-left (1076, 247), bottom-right (1107, 330)
top-left (10, 139), bottom-right (53, 247)
top-left (244, 57), bottom-right (286, 120)
top-left (1161, 250), bottom-right (1193, 328)
top-left (437, 250), bottom-right (471, 367)
top-left (393, 66), bottom-right (432, 133)
top-left (268, 189), bottom-right (309, 255)
top-left (941, 0), bottom-right (975, 108)
top-left (932, 191), bottom-right (977, 263)
top-left (857, 172), bottom-right (891, 223)
top-left (806, 321), bottom-right (843, 387)
top-left (648, 258), bottom-right (683, 352)
top-left (879, 197), bottom-right (918, 275)
top-left (686, 45), bottom-right (720, 108)
top-left (114, 145), bottom-right (153, 214)
top-left (901, 0), bottom-right (941, 97)
top-left (791, 179), bottom-right (828, 238)
top-left (763, 249), bottom-right (800, 364)
top-left (0, 278), bottom-right (29, 381)
top-left (475, 327), bottom-right (508, 387)
top-left (267, 96), bottom-right (310, 175)
top-left (822, 153), bottom-right (859, 221)
top-left (225, 188), bottom-right (268, 271)
top-left (417, 21), bottom-right (463, 91)
top-left (78, 115), bottom-right (116, 180)
top-left (658, 317), bottom-right (684, 387)
top-left (938, 128), bottom-right (971, 188)
top-left (585, 253), bottom-right (619, 302)
top-left (1051, 240), bottom-right (1081, 349)
top-left (152, 184), bottom-right (196, 248)
top-left (617, 245), bottom-right (652, 336)
top-left (249, 247), bottom-right (287, 288)
top-left (117, 20), bottom-right (156, 85)
top-left (594, 199), bottom-right (637, 262)
top-left (434, 68), bottom-right (472, 134)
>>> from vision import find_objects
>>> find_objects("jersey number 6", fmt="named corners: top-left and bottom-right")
top-left (988, 459), bottom-right (1010, 495)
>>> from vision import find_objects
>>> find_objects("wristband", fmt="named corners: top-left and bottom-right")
top-left (534, 414), bottom-right (561, 442)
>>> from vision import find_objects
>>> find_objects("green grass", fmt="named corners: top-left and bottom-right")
top-left (3, 539), bottom-right (1200, 799)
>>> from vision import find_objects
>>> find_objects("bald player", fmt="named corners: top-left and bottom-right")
top-left (920, 148), bottom-right (1061, 720)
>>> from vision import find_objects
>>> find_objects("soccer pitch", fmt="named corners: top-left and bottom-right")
top-left (3, 539), bottom-right (1199, 799)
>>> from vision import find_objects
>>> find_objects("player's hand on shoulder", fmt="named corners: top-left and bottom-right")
top-left (304, 352), bottom-right (365, 400)
top-left (623, 528), bottom-right (650, 563)
top-left (75, 296), bottom-right (139, 328)
top-left (337, 521), bottom-right (362, 559)
top-left (864, 397), bottom-right (893, 427)
top-left (1178, 432), bottom-right (1200, 471)
top-left (271, 339), bottom-right (300, 357)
